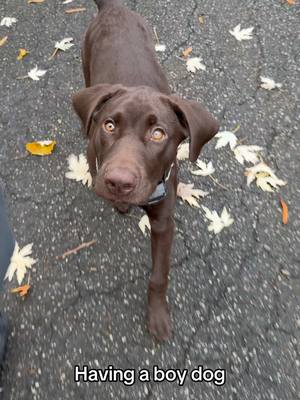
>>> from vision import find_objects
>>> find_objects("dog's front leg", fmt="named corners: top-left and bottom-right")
top-left (143, 175), bottom-right (177, 342)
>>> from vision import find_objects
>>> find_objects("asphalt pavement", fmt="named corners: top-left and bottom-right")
top-left (0, 0), bottom-right (299, 399)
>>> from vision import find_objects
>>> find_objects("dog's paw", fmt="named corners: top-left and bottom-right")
top-left (148, 302), bottom-right (172, 342)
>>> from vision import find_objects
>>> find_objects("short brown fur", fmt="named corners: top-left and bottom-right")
top-left (72, 0), bottom-right (219, 342)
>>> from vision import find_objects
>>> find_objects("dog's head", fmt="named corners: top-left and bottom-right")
top-left (72, 84), bottom-right (219, 205)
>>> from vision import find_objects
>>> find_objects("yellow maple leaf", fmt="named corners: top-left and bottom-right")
top-left (11, 284), bottom-right (31, 298)
top-left (17, 48), bottom-right (29, 60)
top-left (26, 140), bottom-right (56, 156)
top-left (0, 36), bottom-right (8, 47)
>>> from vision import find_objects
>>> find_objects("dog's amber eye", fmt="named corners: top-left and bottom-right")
top-left (151, 128), bottom-right (166, 142)
top-left (103, 120), bottom-right (115, 133)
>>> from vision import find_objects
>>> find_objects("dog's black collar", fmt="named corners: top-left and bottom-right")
top-left (143, 163), bottom-right (174, 206)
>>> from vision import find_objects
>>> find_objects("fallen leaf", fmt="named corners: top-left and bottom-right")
top-left (138, 215), bottom-right (151, 235)
top-left (215, 130), bottom-right (238, 150)
top-left (186, 57), bottom-right (206, 73)
top-left (287, 0), bottom-right (295, 4)
top-left (229, 24), bottom-right (254, 41)
top-left (55, 37), bottom-right (74, 51)
top-left (177, 142), bottom-right (189, 160)
top-left (260, 76), bottom-right (282, 90)
top-left (27, 65), bottom-right (47, 80)
top-left (28, 0), bottom-right (45, 3)
top-left (11, 284), bottom-right (31, 298)
top-left (198, 15), bottom-right (205, 25)
top-left (182, 46), bottom-right (192, 59)
top-left (155, 44), bottom-right (166, 52)
top-left (50, 37), bottom-right (74, 58)
top-left (233, 145), bottom-right (263, 165)
top-left (280, 197), bottom-right (288, 224)
top-left (177, 182), bottom-right (208, 208)
top-left (0, 36), bottom-right (8, 46)
top-left (191, 160), bottom-right (215, 176)
top-left (17, 48), bottom-right (29, 60)
top-left (5, 243), bottom-right (37, 285)
top-left (0, 17), bottom-right (17, 27)
top-left (26, 140), bottom-right (56, 156)
top-left (245, 162), bottom-right (287, 191)
top-left (245, 163), bottom-right (273, 185)
top-left (0, 36), bottom-right (8, 47)
top-left (255, 172), bottom-right (276, 192)
top-left (66, 154), bottom-right (92, 187)
top-left (65, 7), bottom-right (86, 13)
top-left (202, 206), bottom-right (234, 234)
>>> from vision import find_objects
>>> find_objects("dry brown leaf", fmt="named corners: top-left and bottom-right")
top-left (65, 7), bottom-right (86, 13)
top-left (280, 197), bottom-right (289, 225)
top-left (182, 46), bottom-right (192, 59)
top-left (287, 0), bottom-right (295, 4)
top-left (28, 0), bottom-right (45, 3)
top-left (11, 284), bottom-right (31, 298)
top-left (26, 140), bottom-right (56, 156)
top-left (17, 48), bottom-right (29, 60)
top-left (0, 36), bottom-right (8, 47)
top-left (198, 15), bottom-right (205, 25)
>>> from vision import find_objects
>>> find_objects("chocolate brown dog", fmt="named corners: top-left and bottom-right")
top-left (72, 0), bottom-right (219, 342)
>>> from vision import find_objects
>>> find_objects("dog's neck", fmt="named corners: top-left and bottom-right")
top-left (143, 162), bottom-right (174, 206)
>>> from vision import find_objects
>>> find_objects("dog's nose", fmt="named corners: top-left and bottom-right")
top-left (104, 168), bottom-right (137, 195)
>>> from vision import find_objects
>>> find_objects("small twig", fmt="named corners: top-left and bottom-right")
top-left (57, 240), bottom-right (96, 260)
top-left (209, 175), bottom-right (230, 191)
top-left (65, 7), bottom-right (86, 14)
top-left (175, 55), bottom-right (185, 62)
top-left (231, 124), bottom-right (241, 134)
top-left (153, 27), bottom-right (160, 44)
top-left (236, 136), bottom-right (248, 145)
top-left (49, 48), bottom-right (58, 60)
top-left (12, 154), bottom-right (29, 160)
top-left (27, 272), bottom-right (31, 286)
top-left (16, 75), bottom-right (30, 80)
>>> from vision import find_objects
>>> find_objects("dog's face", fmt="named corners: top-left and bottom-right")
top-left (73, 85), bottom-right (219, 205)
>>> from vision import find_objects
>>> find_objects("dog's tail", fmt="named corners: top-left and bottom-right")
top-left (93, 0), bottom-right (119, 10)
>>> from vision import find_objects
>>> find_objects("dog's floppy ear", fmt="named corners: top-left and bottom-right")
top-left (164, 95), bottom-right (219, 162)
top-left (72, 84), bottom-right (126, 137)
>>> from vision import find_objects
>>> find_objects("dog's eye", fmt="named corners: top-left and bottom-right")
top-left (103, 120), bottom-right (115, 133)
top-left (151, 128), bottom-right (166, 142)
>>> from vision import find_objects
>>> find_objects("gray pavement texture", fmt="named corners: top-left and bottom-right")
top-left (0, 0), bottom-right (300, 399)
